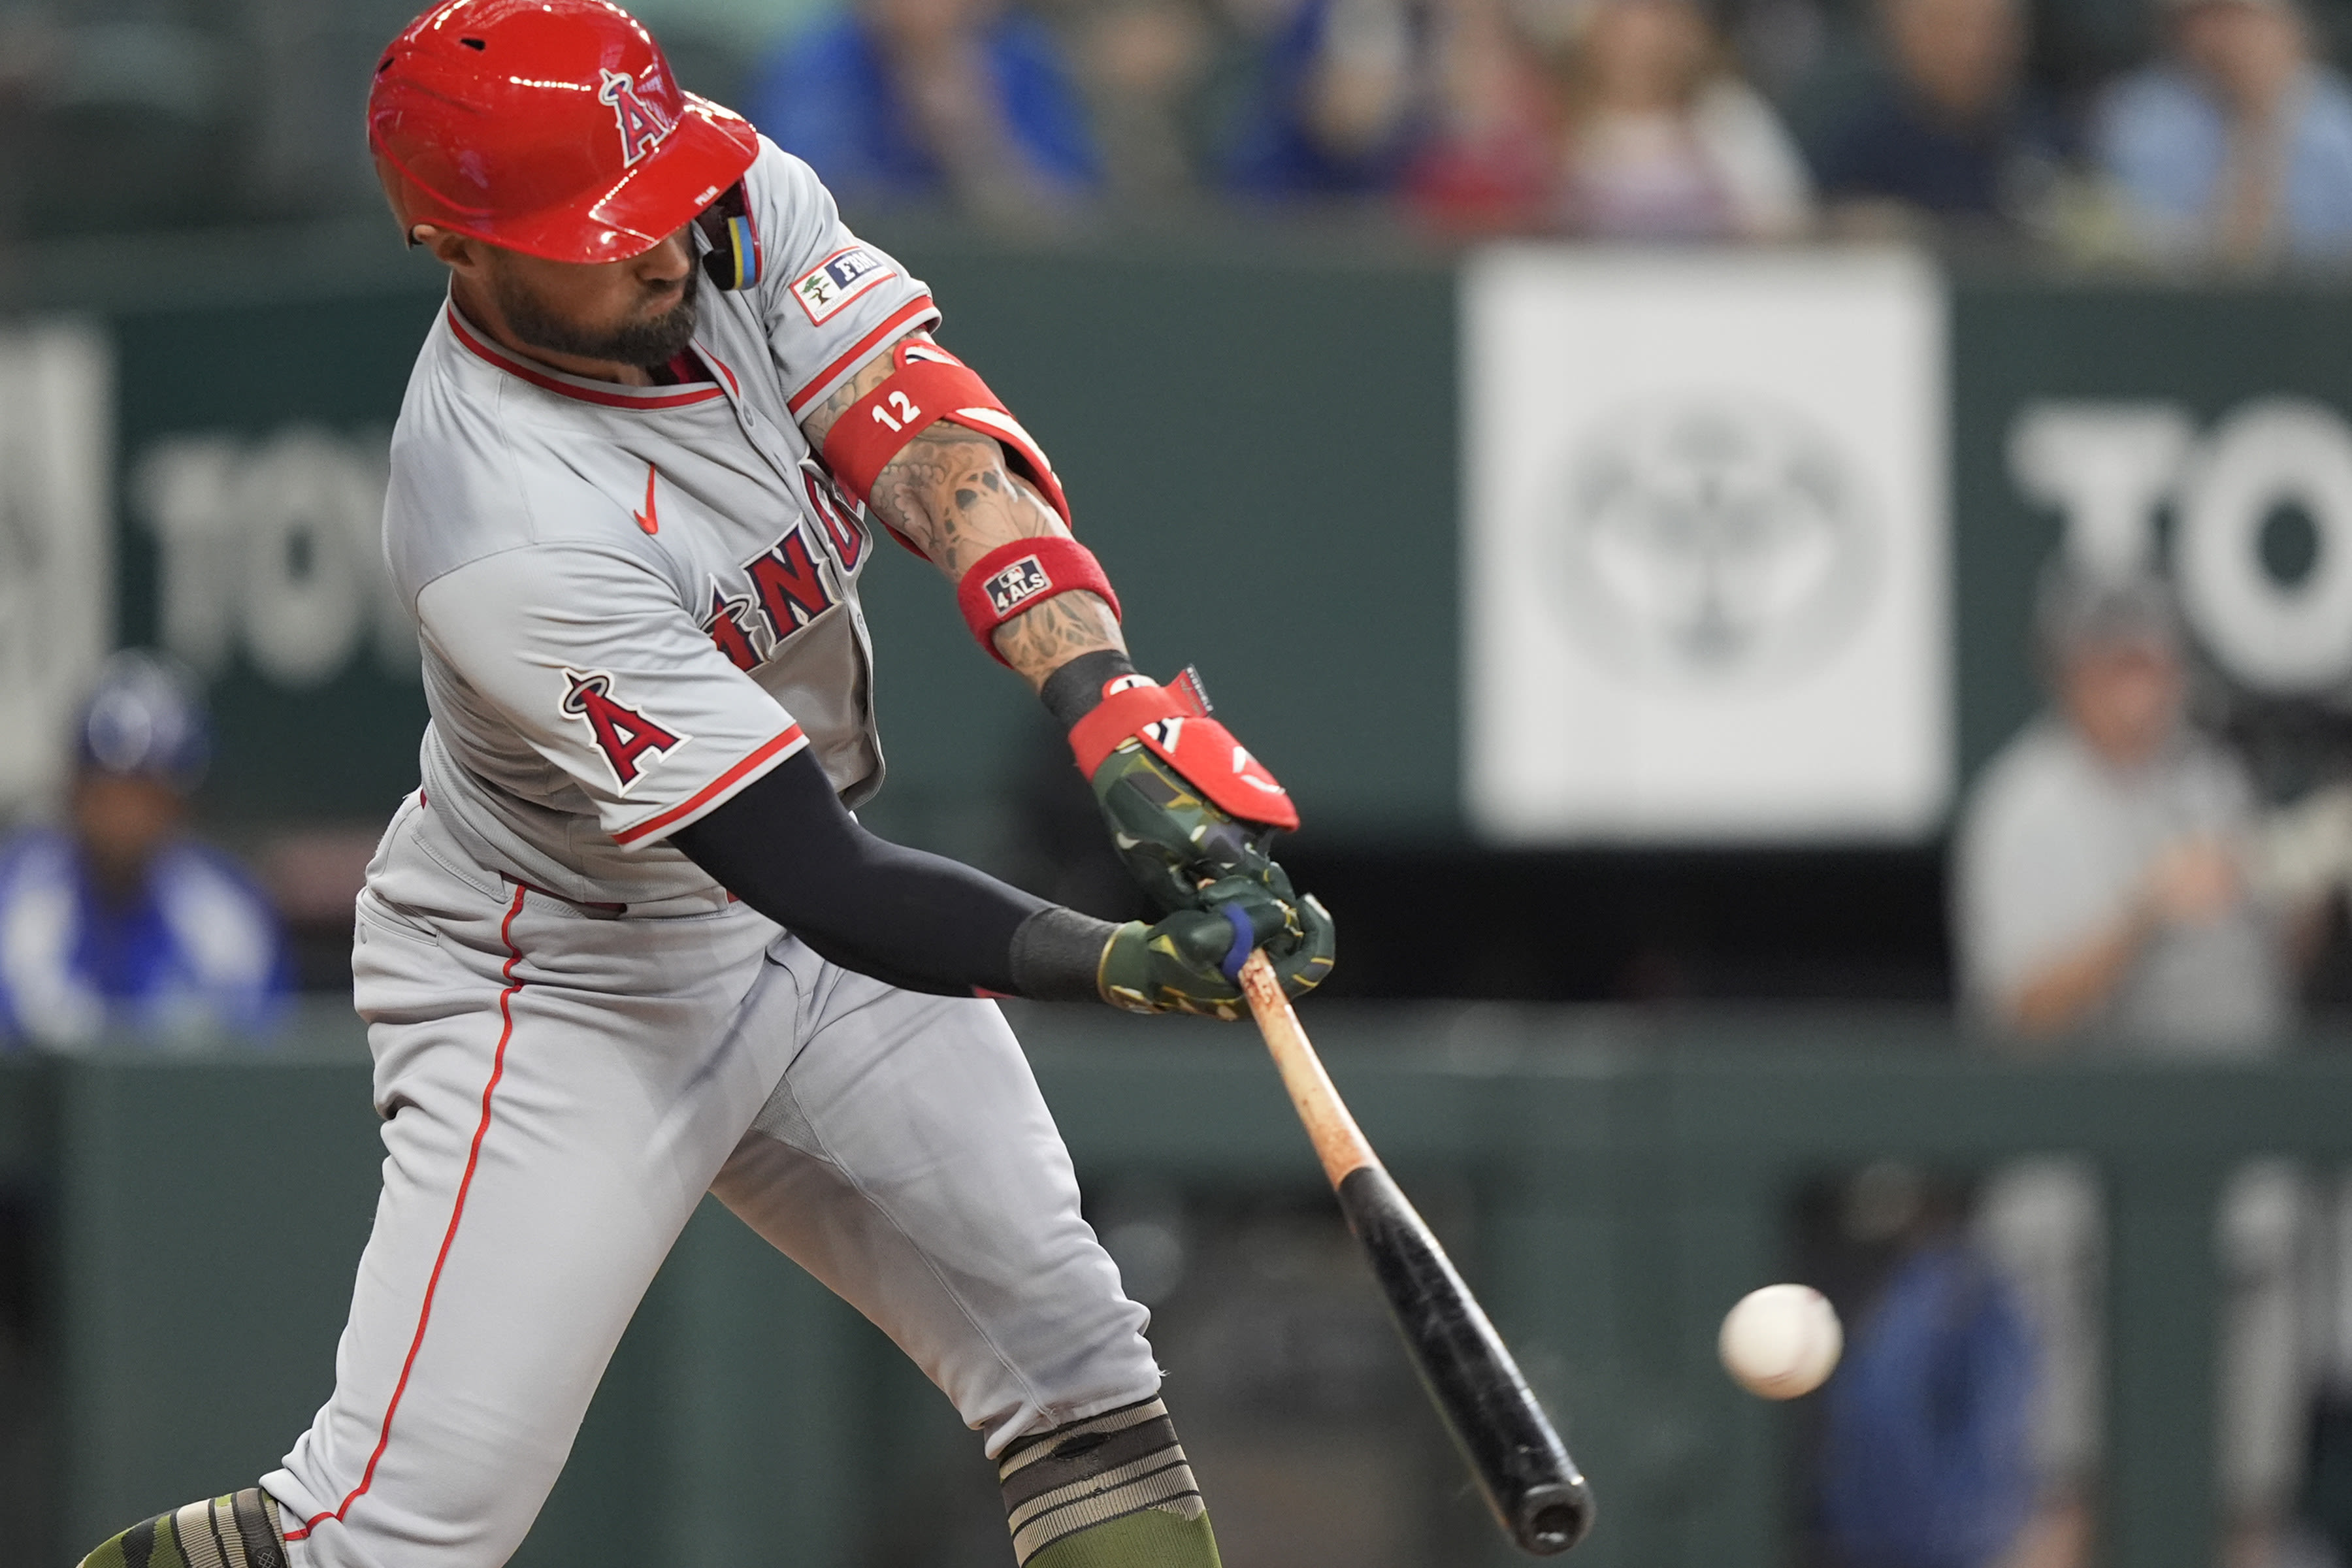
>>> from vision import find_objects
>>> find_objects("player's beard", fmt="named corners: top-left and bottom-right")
top-left (496, 268), bottom-right (702, 368)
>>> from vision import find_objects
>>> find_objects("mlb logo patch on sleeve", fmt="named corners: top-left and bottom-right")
top-left (986, 555), bottom-right (1053, 617)
top-left (793, 246), bottom-right (896, 324)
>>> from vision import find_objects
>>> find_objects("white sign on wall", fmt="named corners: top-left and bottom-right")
top-left (0, 319), bottom-right (114, 822)
top-left (1464, 246), bottom-right (1952, 843)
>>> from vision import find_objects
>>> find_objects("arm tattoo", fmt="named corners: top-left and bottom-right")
top-left (798, 331), bottom-right (1126, 691)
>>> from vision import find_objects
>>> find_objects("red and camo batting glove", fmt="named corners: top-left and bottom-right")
top-left (1066, 668), bottom-right (1303, 919)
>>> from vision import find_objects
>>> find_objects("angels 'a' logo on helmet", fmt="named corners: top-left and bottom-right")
top-left (598, 68), bottom-right (676, 167)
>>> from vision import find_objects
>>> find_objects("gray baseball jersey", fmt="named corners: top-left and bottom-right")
top-left (387, 137), bottom-right (939, 905)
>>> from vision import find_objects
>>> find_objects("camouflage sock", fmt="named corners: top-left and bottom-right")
top-left (77, 1487), bottom-right (289, 1568)
top-left (1021, 1507), bottom-right (1222, 1568)
top-left (999, 1397), bottom-right (1221, 1568)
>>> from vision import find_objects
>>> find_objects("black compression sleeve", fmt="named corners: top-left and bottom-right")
top-left (670, 750), bottom-right (1111, 998)
top-left (1039, 649), bottom-right (1137, 728)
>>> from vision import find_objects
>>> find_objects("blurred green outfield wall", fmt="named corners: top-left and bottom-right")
top-left (17, 1010), bottom-right (2352, 1568)
top-left (100, 240), bottom-right (1463, 841)
top-left (48, 245), bottom-right (2352, 840)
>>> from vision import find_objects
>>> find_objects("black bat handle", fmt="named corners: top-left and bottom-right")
top-left (1336, 1165), bottom-right (1596, 1556)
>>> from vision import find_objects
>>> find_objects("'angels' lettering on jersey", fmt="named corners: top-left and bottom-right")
top-left (704, 586), bottom-right (762, 672)
top-left (694, 504), bottom-right (865, 672)
top-left (793, 246), bottom-right (896, 324)
top-left (799, 464), bottom-right (865, 569)
top-left (746, 525), bottom-right (839, 642)
top-left (561, 670), bottom-right (690, 792)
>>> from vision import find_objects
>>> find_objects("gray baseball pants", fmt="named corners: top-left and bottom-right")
top-left (264, 791), bottom-right (1157, 1567)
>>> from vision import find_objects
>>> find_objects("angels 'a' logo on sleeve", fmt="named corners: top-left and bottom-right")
top-left (561, 669), bottom-right (691, 793)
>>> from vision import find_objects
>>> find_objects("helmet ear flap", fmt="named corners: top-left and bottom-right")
top-left (694, 182), bottom-right (760, 291)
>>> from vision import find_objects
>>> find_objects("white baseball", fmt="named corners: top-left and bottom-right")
top-left (1718, 1284), bottom-right (1842, 1400)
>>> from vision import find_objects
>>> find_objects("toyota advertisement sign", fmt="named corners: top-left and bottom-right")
top-left (1463, 247), bottom-right (1952, 844)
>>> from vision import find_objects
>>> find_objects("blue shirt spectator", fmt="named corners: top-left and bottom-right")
top-left (748, 3), bottom-right (1099, 210)
top-left (0, 830), bottom-right (287, 1047)
top-left (0, 653), bottom-right (289, 1050)
top-left (2095, 0), bottom-right (2352, 264)
top-left (1220, 0), bottom-right (1433, 195)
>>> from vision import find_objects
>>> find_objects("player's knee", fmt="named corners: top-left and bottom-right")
top-left (998, 1397), bottom-right (1221, 1567)
top-left (78, 1487), bottom-right (289, 1568)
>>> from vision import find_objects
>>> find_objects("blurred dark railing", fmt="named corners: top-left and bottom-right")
top-left (7, 1004), bottom-right (2349, 1567)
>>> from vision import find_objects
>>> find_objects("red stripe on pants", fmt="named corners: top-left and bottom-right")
top-left (289, 882), bottom-right (531, 1539)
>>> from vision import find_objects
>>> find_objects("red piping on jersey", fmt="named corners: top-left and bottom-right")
top-left (287, 882), bottom-right (531, 1543)
top-left (704, 348), bottom-right (742, 396)
top-left (447, 308), bottom-right (727, 411)
top-left (785, 295), bottom-right (939, 416)
top-left (611, 726), bottom-right (808, 847)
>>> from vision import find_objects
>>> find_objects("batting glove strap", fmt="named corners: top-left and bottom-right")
top-left (955, 536), bottom-right (1123, 667)
top-left (1068, 680), bottom-right (1300, 832)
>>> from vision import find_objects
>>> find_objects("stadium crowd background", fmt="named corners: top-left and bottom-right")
top-left (0, 0), bottom-right (2349, 261)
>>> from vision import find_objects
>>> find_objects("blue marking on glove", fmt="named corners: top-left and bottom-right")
top-left (1216, 902), bottom-right (1255, 985)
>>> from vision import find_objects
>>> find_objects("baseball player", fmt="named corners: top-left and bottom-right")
top-left (74, 3), bottom-right (1333, 1566)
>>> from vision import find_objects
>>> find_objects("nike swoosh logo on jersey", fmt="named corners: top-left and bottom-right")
top-left (634, 463), bottom-right (659, 535)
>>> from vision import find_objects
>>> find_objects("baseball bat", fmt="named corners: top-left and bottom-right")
top-left (1237, 951), bottom-right (1595, 1556)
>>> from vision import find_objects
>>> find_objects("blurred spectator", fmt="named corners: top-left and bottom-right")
top-left (1405, 0), bottom-right (1814, 237)
top-left (1219, 0), bottom-right (1446, 196)
top-left (2095, 0), bottom-right (2352, 269)
top-left (1818, 1237), bottom-right (2038, 1568)
top-left (0, 653), bottom-right (288, 1051)
top-left (1956, 568), bottom-right (2298, 1043)
top-left (1954, 566), bottom-right (2323, 1568)
top-left (1394, 0), bottom-right (1561, 223)
top-left (1811, 0), bottom-right (2068, 236)
top-left (1070, 0), bottom-right (1288, 204)
top-left (1552, 0), bottom-right (1813, 237)
top-left (747, 0), bottom-right (1102, 218)
top-left (627, 0), bottom-right (847, 105)
top-left (1077, 0), bottom-right (1217, 200)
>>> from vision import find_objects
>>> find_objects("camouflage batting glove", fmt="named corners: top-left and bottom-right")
top-left (1069, 669), bottom-right (1305, 916)
top-left (1090, 742), bottom-right (1298, 913)
top-left (1098, 889), bottom-right (1336, 1019)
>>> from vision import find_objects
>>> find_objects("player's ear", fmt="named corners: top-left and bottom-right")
top-left (410, 225), bottom-right (478, 272)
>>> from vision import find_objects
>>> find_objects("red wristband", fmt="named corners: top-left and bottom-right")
top-left (956, 538), bottom-right (1122, 666)
top-left (1068, 681), bottom-right (1300, 831)
top-left (819, 341), bottom-right (1071, 526)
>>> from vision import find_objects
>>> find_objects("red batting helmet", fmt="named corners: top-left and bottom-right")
top-left (367, 0), bottom-right (760, 265)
